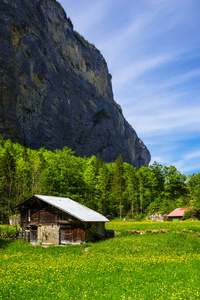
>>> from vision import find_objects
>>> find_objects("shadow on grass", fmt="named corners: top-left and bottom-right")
top-left (0, 238), bottom-right (15, 249)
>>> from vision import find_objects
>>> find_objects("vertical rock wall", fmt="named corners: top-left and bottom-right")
top-left (0, 0), bottom-right (151, 168)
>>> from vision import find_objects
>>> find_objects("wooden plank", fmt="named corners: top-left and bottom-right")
top-left (39, 210), bottom-right (57, 224)
top-left (60, 226), bottom-right (85, 243)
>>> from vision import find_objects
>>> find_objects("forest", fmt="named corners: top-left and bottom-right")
top-left (0, 134), bottom-right (199, 223)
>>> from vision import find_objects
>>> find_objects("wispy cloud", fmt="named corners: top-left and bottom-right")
top-left (184, 150), bottom-right (200, 160)
top-left (173, 156), bottom-right (200, 174)
top-left (113, 53), bottom-right (176, 89)
top-left (125, 103), bottom-right (200, 142)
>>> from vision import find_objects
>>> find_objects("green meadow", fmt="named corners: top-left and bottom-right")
top-left (0, 221), bottom-right (200, 300)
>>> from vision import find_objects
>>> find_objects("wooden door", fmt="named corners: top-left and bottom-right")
top-left (73, 228), bottom-right (85, 242)
top-left (60, 226), bottom-right (85, 244)
top-left (60, 228), bottom-right (73, 244)
top-left (30, 227), bottom-right (38, 242)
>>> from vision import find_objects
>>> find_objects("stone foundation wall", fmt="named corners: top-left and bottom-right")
top-left (38, 225), bottom-right (59, 245)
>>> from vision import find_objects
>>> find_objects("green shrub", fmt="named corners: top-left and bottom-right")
top-left (183, 207), bottom-right (199, 220)
top-left (74, 31), bottom-right (95, 49)
top-left (125, 212), bottom-right (143, 221)
top-left (93, 108), bottom-right (110, 126)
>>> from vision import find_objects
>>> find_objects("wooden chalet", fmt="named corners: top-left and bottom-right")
top-left (17, 194), bottom-right (109, 245)
top-left (167, 207), bottom-right (190, 221)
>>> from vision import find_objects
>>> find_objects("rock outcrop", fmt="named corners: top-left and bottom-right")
top-left (146, 213), bottom-right (168, 222)
top-left (0, 0), bottom-right (151, 168)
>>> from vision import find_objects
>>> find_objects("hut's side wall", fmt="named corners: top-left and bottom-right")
top-left (168, 216), bottom-right (182, 221)
top-left (86, 222), bottom-right (106, 241)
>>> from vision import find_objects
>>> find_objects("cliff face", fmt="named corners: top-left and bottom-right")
top-left (0, 0), bottom-right (151, 168)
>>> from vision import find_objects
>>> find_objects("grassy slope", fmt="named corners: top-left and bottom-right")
top-left (0, 221), bottom-right (200, 300)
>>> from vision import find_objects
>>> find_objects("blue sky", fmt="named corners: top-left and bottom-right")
top-left (59, 0), bottom-right (200, 174)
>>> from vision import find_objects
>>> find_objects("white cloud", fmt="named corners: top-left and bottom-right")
top-left (173, 159), bottom-right (200, 175)
top-left (151, 69), bottom-right (200, 90)
top-left (150, 156), bottom-right (170, 166)
top-left (184, 150), bottom-right (200, 160)
top-left (113, 53), bottom-right (175, 88)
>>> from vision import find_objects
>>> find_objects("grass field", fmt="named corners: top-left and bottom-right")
top-left (0, 221), bottom-right (200, 299)
top-left (0, 225), bottom-right (19, 236)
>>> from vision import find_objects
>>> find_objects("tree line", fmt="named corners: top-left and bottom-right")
top-left (0, 135), bottom-right (199, 223)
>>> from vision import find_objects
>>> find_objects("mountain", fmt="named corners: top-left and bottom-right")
top-left (0, 0), bottom-right (150, 169)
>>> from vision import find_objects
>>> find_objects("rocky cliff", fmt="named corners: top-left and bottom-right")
top-left (0, 0), bottom-right (151, 168)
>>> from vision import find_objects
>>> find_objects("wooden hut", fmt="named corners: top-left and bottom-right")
top-left (167, 207), bottom-right (190, 221)
top-left (17, 194), bottom-right (109, 245)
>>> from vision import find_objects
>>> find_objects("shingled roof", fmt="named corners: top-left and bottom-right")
top-left (28, 195), bottom-right (109, 223)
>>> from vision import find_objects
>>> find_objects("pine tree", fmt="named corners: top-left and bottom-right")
top-left (112, 155), bottom-right (124, 218)
top-left (96, 162), bottom-right (110, 215)
top-left (83, 156), bottom-right (100, 210)
top-left (124, 164), bottom-right (138, 218)
top-left (0, 141), bottom-right (16, 223)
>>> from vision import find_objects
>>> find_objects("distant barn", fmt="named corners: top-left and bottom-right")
top-left (167, 207), bottom-right (190, 221)
top-left (17, 195), bottom-right (109, 245)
